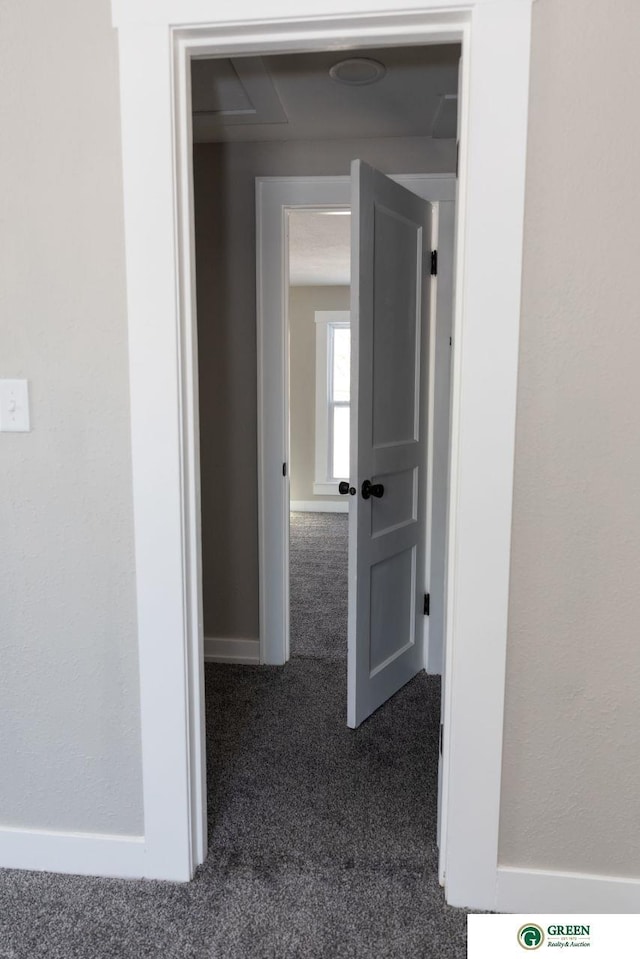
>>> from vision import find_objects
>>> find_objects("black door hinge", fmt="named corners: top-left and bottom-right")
top-left (424, 593), bottom-right (430, 615)
top-left (430, 250), bottom-right (438, 276)
top-left (282, 462), bottom-right (287, 477)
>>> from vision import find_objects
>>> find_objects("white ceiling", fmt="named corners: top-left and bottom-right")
top-left (191, 45), bottom-right (459, 144)
top-left (288, 210), bottom-right (351, 286)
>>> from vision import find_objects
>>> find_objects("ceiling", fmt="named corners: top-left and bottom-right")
top-left (191, 45), bottom-right (459, 144)
top-left (288, 211), bottom-right (351, 286)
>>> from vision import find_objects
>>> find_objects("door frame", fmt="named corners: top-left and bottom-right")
top-left (256, 174), bottom-right (455, 672)
top-left (112, 0), bottom-right (533, 909)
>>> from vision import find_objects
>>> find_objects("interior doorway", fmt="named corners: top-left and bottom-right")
top-left (111, 0), bottom-right (533, 904)
top-left (197, 145), bottom-right (450, 925)
top-left (194, 42), bottom-right (459, 884)
top-left (255, 172), bottom-right (455, 689)
top-left (287, 209), bottom-right (351, 665)
top-left (193, 44), bottom-right (460, 674)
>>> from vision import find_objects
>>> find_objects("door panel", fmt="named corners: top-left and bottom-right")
top-left (370, 467), bottom-right (417, 537)
top-left (347, 160), bottom-right (431, 728)
top-left (369, 545), bottom-right (415, 670)
top-left (371, 207), bottom-right (421, 447)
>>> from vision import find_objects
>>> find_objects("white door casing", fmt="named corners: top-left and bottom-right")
top-left (347, 161), bottom-right (431, 728)
top-left (75, 0), bottom-right (535, 913)
top-left (427, 197), bottom-right (456, 679)
top-left (436, 51), bottom-right (464, 868)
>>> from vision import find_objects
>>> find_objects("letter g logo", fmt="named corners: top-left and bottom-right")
top-left (517, 924), bottom-right (545, 950)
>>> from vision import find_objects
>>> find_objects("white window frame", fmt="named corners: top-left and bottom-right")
top-left (314, 311), bottom-right (351, 495)
top-left (0, 0), bottom-right (543, 914)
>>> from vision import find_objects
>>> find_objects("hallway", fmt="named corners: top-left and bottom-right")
top-left (202, 511), bottom-right (467, 955)
top-left (0, 516), bottom-right (467, 958)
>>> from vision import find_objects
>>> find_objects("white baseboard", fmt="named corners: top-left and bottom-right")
top-left (312, 482), bottom-right (340, 496)
top-left (0, 826), bottom-right (146, 879)
top-left (290, 500), bottom-right (348, 513)
top-left (496, 865), bottom-right (640, 913)
top-left (204, 636), bottom-right (260, 664)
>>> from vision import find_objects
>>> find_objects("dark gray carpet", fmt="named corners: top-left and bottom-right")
top-left (0, 513), bottom-right (468, 958)
top-left (290, 511), bottom-right (348, 661)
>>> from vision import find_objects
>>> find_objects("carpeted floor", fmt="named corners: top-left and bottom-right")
top-left (0, 512), bottom-right (468, 958)
top-left (289, 511), bottom-right (349, 661)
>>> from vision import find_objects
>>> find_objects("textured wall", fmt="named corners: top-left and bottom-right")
top-left (289, 286), bottom-right (350, 503)
top-left (500, 0), bottom-right (640, 876)
top-left (0, 0), bottom-right (143, 834)
top-left (194, 137), bottom-right (455, 640)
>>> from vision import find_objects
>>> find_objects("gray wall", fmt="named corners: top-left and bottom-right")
top-left (289, 286), bottom-right (350, 504)
top-left (0, 0), bottom-right (143, 834)
top-left (194, 137), bottom-right (456, 640)
top-left (499, 0), bottom-right (640, 876)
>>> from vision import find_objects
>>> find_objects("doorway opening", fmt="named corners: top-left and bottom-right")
top-left (287, 209), bottom-right (351, 665)
top-left (109, 0), bottom-right (533, 905)
top-left (193, 41), bottom-right (459, 890)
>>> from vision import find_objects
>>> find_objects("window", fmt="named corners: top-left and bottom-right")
top-left (314, 311), bottom-right (351, 495)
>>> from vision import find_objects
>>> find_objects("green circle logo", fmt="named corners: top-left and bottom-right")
top-left (517, 924), bottom-right (545, 950)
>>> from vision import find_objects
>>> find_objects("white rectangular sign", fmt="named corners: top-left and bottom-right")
top-left (468, 915), bottom-right (639, 958)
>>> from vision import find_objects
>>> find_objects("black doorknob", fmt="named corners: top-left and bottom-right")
top-left (338, 481), bottom-right (356, 495)
top-left (361, 479), bottom-right (384, 500)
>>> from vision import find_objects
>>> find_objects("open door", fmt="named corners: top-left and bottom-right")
top-left (347, 160), bottom-right (432, 729)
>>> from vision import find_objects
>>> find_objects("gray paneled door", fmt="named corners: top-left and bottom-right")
top-left (347, 160), bottom-right (431, 728)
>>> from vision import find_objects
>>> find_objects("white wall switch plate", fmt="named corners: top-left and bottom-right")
top-left (0, 379), bottom-right (30, 432)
